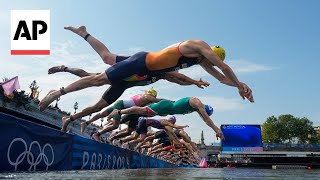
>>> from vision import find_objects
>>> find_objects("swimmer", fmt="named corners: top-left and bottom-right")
top-left (40, 35), bottom-right (254, 111)
top-left (107, 114), bottom-right (141, 143)
top-left (71, 88), bottom-right (160, 134)
top-left (42, 26), bottom-right (210, 115)
top-left (108, 97), bottom-right (224, 139)
top-left (117, 116), bottom-right (187, 148)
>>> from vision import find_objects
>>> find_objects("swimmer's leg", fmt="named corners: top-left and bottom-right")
top-left (64, 26), bottom-right (117, 65)
top-left (39, 73), bottom-right (110, 111)
top-left (48, 65), bottom-right (97, 77)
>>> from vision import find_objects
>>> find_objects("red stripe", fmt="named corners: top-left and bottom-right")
top-left (11, 50), bottom-right (50, 55)
top-left (163, 145), bottom-right (173, 151)
top-left (146, 107), bottom-right (157, 116)
top-left (176, 42), bottom-right (184, 57)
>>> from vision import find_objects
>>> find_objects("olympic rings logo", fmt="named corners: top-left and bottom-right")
top-left (7, 138), bottom-right (54, 171)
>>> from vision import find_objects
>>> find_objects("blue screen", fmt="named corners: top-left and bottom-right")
top-left (221, 125), bottom-right (262, 148)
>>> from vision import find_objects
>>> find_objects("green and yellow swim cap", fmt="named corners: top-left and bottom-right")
top-left (211, 46), bottom-right (226, 61)
top-left (146, 88), bottom-right (157, 97)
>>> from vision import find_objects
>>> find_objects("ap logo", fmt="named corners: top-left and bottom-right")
top-left (11, 10), bottom-right (50, 55)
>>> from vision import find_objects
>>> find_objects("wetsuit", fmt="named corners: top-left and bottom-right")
top-left (155, 129), bottom-right (182, 139)
top-left (102, 56), bottom-right (164, 105)
top-left (157, 137), bottom-right (172, 147)
top-left (136, 116), bottom-right (176, 135)
top-left (105, 94), bottom-right (145, 121)
top-left (106, 43), bottom-right (198, 84)
top-left (102, 73), bottom-right (162, 105)
top-left (146, 97), bottom-right (196, 116)
top-left (119, 114), bottom-right (141, 130)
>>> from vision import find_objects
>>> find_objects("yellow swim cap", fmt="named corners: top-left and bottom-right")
top-left (211, 46), bottom-right (226, 61)
top-left (147, 88), bottom-right (157, 97)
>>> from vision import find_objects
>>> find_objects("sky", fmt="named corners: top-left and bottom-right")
top-left (1, 0), bottom-right (320, 144)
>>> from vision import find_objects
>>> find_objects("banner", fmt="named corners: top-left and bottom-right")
top-left (0, 112), bottom-right (73, 172)
top-left (0, 112), bottom-right (177, 172)
top-left (72, 135), bottom-right (176, 170)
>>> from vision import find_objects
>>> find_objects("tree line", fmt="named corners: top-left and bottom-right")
top-left (262, 114), bottom-right (319, 144)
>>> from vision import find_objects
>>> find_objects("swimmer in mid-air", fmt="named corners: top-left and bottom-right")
top-left (45, 26), bottom-right (210, 132)
top-left (107, 97), bottom-right (224, 139)
top-left (112, 116), bottom-right (187, 148)
top-left (61, 88), bottom-right (163, 133)
top-left (39, 27), bottom-right (254, 111)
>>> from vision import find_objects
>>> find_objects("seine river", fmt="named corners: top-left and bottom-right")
top-left (1, 168), bottom-right (320, 179)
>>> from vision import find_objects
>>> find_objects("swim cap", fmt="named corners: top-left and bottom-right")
top-left (211, 46), bottom-right (226, 61)
top-left (205, 105), bottom-right (214, 116)
top-left (168, 116), bottom-right (176, 124)
top-left (147, 88), bottom-right (157, 97)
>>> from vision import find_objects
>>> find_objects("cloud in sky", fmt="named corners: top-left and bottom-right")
top-left (178, 59), bottom-right (276, 79)
top-left (228, 59), bottom-right (276, 73)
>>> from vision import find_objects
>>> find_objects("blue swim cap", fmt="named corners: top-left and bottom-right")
top-left (205, 105), bottom-right (214, 116)
top-left (168, 116), bottom-right (176, 124)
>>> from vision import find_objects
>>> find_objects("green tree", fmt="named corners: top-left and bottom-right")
top-left (262, 114), bottom-right (319, 144)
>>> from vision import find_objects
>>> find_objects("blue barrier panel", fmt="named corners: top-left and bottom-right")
top-left (72, 135), bottom-right (129, 170)
top-left (72, 135), bottom-right (177, 170)
top-left (0, 112), bottom-right (179, 172)
top-left (0, 112), bottom-right (73, 172)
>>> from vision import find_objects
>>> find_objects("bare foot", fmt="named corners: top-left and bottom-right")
top-left (64, 26), bottom-right (88, 38)
top-left (48, 65), bottom-right (66, 74)
top-left (107, 137), bottom-right (112, 144)
top-left (112, 140), bottom-right (121, 147)
top-left (80, 122), bottom-right (88, 134)
top-left (92, 133), bottom-right (101, 142)
top-left (61, 116), bottom-right (71, 133)
top-left (39, 90), bottom-right (60, 111)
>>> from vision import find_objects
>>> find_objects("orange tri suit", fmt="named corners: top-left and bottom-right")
top-left (106, 43), bottom-right (198, 85)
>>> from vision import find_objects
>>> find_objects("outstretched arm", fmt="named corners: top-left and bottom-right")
top-left (141, 141), bottom-right (159, 148)
top-left (109, 128), bottom-right (131, 141)
top-left (199, 62), bottom-right (236, 86)
top-left (161, 120), bottom-right (189, 129)
top-left (189, 98), bottom-right (224, 140)
top-left (194, 40), bottom-right (254, 102)
top-left (120, 132), bottom-right (139, 143)
top-left (180, 140), bottom-right (196, 159)
top-left (135, 134), bottom-right (156, 150)
top-left (198, 107), bottom-right (223, 139)
top-left (148, 145), bottom-right (166, 155)
top-left (130, 134), bottom-right (147, 151)
top-left (195, 41), bottom-right (242, 88)
top-left (178, 130), bottom-right (198, 151)
top-left (199, 60), bottom-right (254, 102)
top-left (162, 71), bottom-right (210, 89)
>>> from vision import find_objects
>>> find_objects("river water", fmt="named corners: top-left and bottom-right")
top-left (1, 168), bottom-right (320, 179)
